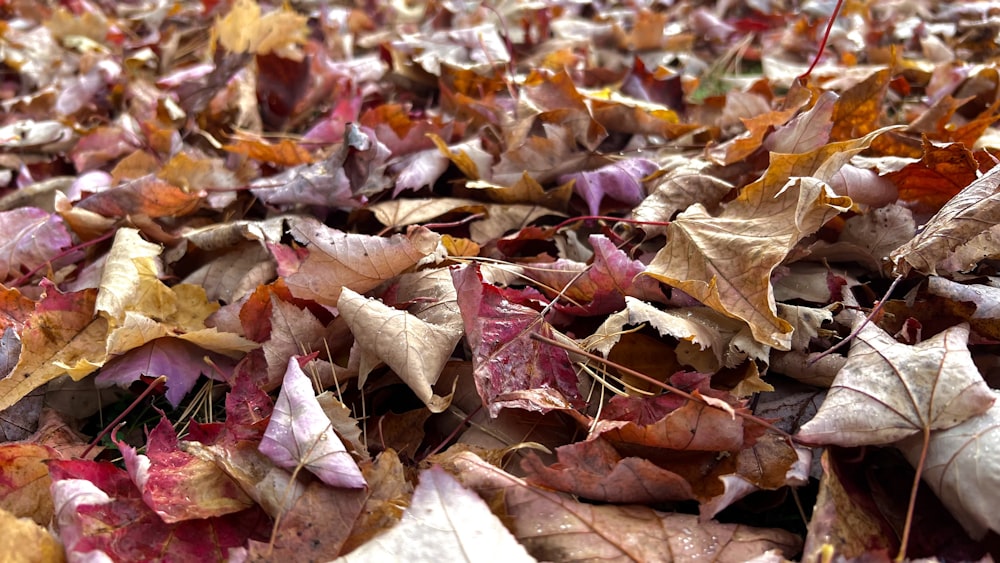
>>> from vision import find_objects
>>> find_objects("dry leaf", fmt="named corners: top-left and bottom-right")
top-left (339, 287), bottom-right (460, 412)
top-left (796, 321), bottom-right (994, 446)
top-left (336, 466), bottom-right (535, 562)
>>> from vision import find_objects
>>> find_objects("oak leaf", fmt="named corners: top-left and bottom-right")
top-left (796, 321), bottom-right (994, 446)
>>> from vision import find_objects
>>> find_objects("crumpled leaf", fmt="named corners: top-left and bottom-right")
top-left (640, 130), bottom-right (888, 349)
top-left (897, 391), bottom-right (1000, 540)
top-left (283, 217), bottom-right (443, 306)
top-left (336, 466), bottom-right (535, 563)
top-left (796, 321), bottom-right (995, 446)
top-left (339, 288), bottom-right (460, 412)
top-left (891, 163), bottom-right (1000, 276)
top-left (452, 264), bottom-right (583, 417)
top-left (444, 451), bottom-right (803, 562)
top-left (259, 357), bottom-right (367, 488)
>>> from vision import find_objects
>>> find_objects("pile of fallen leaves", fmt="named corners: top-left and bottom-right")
top-left (2, 0), bottom-right (1000, 560)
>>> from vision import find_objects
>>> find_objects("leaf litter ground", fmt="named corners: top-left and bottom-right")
top-left (2, 0), bottom-right (1000, 560)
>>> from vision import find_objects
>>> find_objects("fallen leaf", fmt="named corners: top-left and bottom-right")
top-left (890, 163), bottom-right (1000, 276)
top-left (897, 390), bottom-right (1000, 540)
top-left (452, 264), bottom-right (584, 417)
top-left (446, 451), bottom-right (802, 562)
top-left (0, 282), bottom-right (108, 411)
top-left (259, 358), bottom-right (367, 488)
top-left (49, 459), bottom-right (270, 561)
top-left (118, 418), bottom-right (254, 523)
top-left (796, 321), bottom-right (994, 446)
top-left (0, 207), bottom-right (73, 284)
top-left (336, 466), bottom-right (535, 562)
top-left (283, 217), bottom-right (443, 306)
top-left (640, 130), bottom-right (885, 349)
top-left (0, 508), bottom-right (65, 563)
top-left (521, 436), bottom-right (695, 503)
top-left (339, 287), bottom-right (460, 412)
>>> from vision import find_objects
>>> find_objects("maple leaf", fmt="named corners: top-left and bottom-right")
top-left (339, 287), bottom-right (460, 412)
top-left (521, 436), bottom-right (695, 503)
top-left (282, 217), bottom-right (444, 306)
top-left (96, 338), bottom-right (235, 407)
top-left (49, 459), bottom-right (270, 561)
top-left (0, 208), bottom-right (74, 284)
top-left (891, 163), bottom-right (1000, 276)
top-left (897, 391), bottom-right (1000, 540)
top-left (336, 466), bottom-right (534, 562)
top-left (117, 418), bottom-right (254, 523)
top-left (259, 358), bottom-right (367, 488)
top-left (796, 321), bottom-right (994, 446)
top-left (525, 235), bottom-right (667, 316)
top-left (639, 129), bottom-right (891, 349)
top-left (444, 451), bottom-right (802, 561)
top-left (0, 282), bottom-right (108, 411)
top-left (452, 264), bottom-right (584, 417)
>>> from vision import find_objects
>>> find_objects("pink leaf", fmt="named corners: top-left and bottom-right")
top-left (259, 358), bottom-right (367, 488)
top-left (117, 418), bottom-right (254, 523)
top-left (49, 459), bottom-right (269, 561)
top-left (0, 208), bottom-right (74, 284)
top-left (96, 338), bottom-right (234, 407)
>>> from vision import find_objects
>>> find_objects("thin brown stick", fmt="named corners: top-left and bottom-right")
top-left (81, 375), bottom-right (167, 459)
top-left (809, 274), bottom-right (903, 365)
top-left (897, 425), bottom-right (930, 562)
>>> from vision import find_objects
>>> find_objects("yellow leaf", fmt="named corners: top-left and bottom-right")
top-left (214, 0), bottom-right (308, 60)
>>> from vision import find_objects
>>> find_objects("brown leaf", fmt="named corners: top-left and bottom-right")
top-left (640, 129), bottom-right (889, 349)
top-left (339, 287), bottom-right (460, 412)
top-left (446, 451), bottom-right (803, 562)
top-left (796, 321), bottom-right (994, 446)
top-left (521, 437), bottom-right (695, 503)
top-left (283, 218), bottom-right (443, 306)
top-left (890, 163), bottom-right (1000, 276)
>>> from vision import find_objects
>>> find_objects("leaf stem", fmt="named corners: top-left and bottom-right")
top-left (809, 274), bottom-right (903, 365)
top-left (897, 425), bottom-right (930, 562)
top-left (799, 0), bottom-right (846, 81)
top-left (9, 228), bottom-right (117, 288)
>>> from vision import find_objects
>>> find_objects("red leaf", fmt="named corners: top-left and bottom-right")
top-left (452, 264), bottom-right (583, 417)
